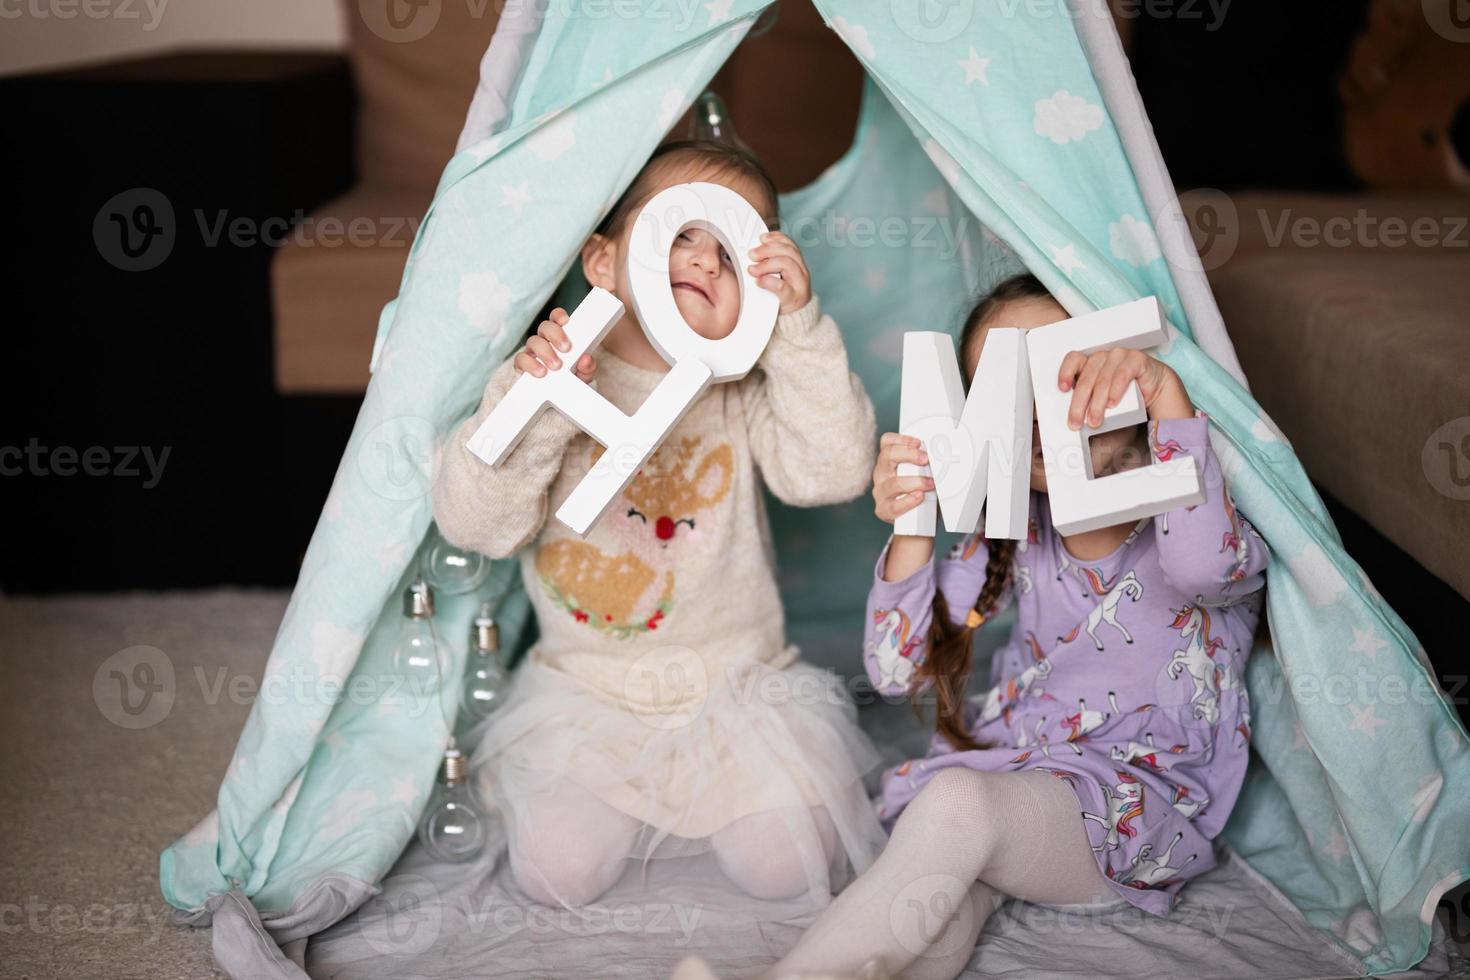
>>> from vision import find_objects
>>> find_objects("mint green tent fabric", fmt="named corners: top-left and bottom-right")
top-left (161, 2), bottom-right (1469, 974)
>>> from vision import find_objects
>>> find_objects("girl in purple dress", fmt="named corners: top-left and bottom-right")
top-left (763, 274), bottom-right (1270, 980)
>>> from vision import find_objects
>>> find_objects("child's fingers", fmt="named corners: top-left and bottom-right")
top-left (1057, 350), bottom-right (1088, 392)
top-left (880, 432), bottom-right (924, 451)
top-left (1084, 349), bottom-right (1130, 426)
top-left (1106, 350), bottom-right (1146, 407)
top-left (747, 256), bottom-right (794, 279)
top-left (539, 317), bottom-right (572, 353)
top-left (749, 237), bottom-right (802, 263)
top-left (1084, 369), bottom-right (1117, 428)
top-left (549, 307), bottom-right (569, 325)
top-left (1067, 353), bottom-right (1107, 429)
top-left (574, 353), bottom-right (596, 382)
top-left (526, 333), bottom-right (561, 371)
top-left (881, 443), bottom-right (929, 470)
top-left (892, 492), bottom-right (926, 516)
top-left (513, 349), bottom-right (546, 378)
top-left (756, 273), bottom-right (786, 294)
top-left (879, 475), bottom-right (935, 499)
top-left (877, 491), bottom-right (927, 522)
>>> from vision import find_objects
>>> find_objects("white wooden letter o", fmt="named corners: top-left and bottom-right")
top-left (623, 181), bottom-right (780, 382)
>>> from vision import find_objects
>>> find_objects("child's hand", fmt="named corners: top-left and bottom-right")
top-left (872, 433), bottom-right (935, 523)
top-left (747, 231), bottom-right (812, 315)
top-left (514, 308), bottom-right (596, 382)
top-left (1056, 348), bottom-right (1193, 429)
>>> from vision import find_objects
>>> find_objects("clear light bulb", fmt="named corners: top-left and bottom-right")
top-left (393, 578), bottom-right (443, 696)
top-left (422, 528), bottom-right (490, 596)
top-left (688, 90), bottom-right (753, 153)
top-left (419, 748), bottom-right (486, 863)
top-left (460, 604), bottom-right (509, 723)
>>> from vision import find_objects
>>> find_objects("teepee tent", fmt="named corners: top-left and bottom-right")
top-left (161, 2), bottom-right (1470, 976)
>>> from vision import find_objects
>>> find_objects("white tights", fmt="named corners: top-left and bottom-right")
top-left (762, 767), bottom-right (1116, 980)
top-left (508, 779), bottom-right (841, 907)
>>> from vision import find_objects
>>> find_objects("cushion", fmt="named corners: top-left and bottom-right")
top-left (272, 185), bottom-right (432, 393)
top-left (1211, 251), bottom-right (1470, 599)
top-left (342, 0), bottom-right (500, 192)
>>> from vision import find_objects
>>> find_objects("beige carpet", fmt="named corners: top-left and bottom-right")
top-left (5, 591), bottom-right (1468, 980)
top-left (1, 590), bottom-right (291, 980)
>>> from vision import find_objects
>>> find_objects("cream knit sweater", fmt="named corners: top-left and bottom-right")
top-left (432, 296), bottom-right (877, 710)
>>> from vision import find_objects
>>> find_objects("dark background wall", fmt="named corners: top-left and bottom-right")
top-left (0, 1), bottom-right (1389, 595)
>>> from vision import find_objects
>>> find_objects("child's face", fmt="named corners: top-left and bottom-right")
top-left (667, 224), bottom-right (743, 339)
top-left (966, 296), bottom-right (1146, 493)
top-left (585, 162), bottom-right (777, 344)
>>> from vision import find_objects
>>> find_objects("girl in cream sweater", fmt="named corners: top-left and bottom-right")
top-left (434, 139), bottom-right (886, 913)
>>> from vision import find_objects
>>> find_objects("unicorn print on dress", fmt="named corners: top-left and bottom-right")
top-left (1110, 831), bottom-right (1196, 889)
top-left (1082, 569), bottom-right (1144, 650)
top-left (1166, 604), bottom-right (1228, 724)
top-left (975, 657), bottom-right (1054, 725)
top-left (1109, 732), bottom-right (1187, 775)
top-left (1169, 783), bottom-right (1208, 818)
top-left (1218, 488), bottom-right (1260, 591)
top-left (869, 607), bottom-right (922, 692)
top-left (1082, 770), bottom-right (1146, 851)
top-left (1059, 692), bottom-right (1120, 753)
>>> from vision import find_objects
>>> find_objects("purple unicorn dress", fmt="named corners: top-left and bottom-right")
top-left (863, 413), bottom-right (1269, 915)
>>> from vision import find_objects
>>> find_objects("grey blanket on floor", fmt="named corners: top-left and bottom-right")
top-left (306, 696), bottom-right (1453, 979)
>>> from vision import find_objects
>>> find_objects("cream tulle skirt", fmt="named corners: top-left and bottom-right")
top-left (466, 650), bottom-right (888, 915)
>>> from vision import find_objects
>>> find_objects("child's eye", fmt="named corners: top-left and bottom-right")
top-left (719, 249), bottom-right (731, 266)
top-left (676, 231), bottom-right (693, 243)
